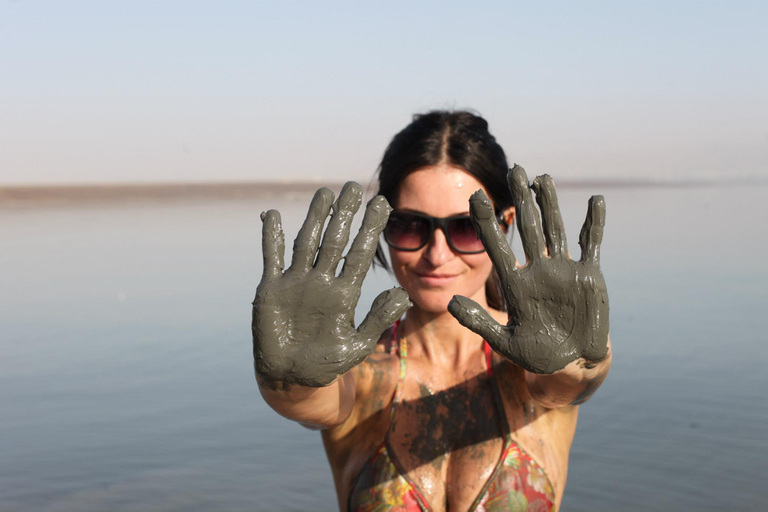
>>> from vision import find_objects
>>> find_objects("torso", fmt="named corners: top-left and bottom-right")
top-left (322, 325), bottom-right (578, 512)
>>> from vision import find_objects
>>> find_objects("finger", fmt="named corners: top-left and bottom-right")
top-left (342, 195), bottom-right (392, 287)
top-left (448, 295), bottom-right (506, 347)
top-left (579, 195), bottom-right (606, 265)
top-left (531, 174), bottom-right (568, 258)
top-left (290, 187), bottom-right (334, 273)
top-left (260, 209), bottom-right (285, 283)
top-left (356, 287), bottom-right (412, 347)
top-left (315, 182), bottom-right (363, 275)
top-left (508, 165), bottom-right (545, 262)
top-left (469, 189), bottom-right (517, 278)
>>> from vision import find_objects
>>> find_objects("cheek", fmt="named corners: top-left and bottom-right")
top-left (388, 247), bottom-right (403, 268)
top-left (388, 247), bottom-right (416, 277)
top-left (464, 253), bottom-right (494, 275)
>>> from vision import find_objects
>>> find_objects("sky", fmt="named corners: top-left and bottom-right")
top-left (1, 0), bottom-right (766, 185)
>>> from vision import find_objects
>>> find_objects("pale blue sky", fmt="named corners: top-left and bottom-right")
top-left (1, 0), bottom-right (766, 184)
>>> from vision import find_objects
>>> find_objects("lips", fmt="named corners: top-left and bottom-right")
top-left (414, 272), bottom-right (459, 287)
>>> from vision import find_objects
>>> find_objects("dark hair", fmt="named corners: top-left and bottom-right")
top-left (374, 110), bottom-right (513, 311)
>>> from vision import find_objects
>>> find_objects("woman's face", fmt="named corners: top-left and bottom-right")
top-left (388, 164), bottom-right (495, 314)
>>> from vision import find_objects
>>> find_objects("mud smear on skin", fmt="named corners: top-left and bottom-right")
top-left (253, 182), bottom-right (412, 388)
top-left (350, 368), bottom-right (546, 497)
top-left (449, 166), bottom-right (610, 375)
top-left (392, 372), bottom-right (503, 472)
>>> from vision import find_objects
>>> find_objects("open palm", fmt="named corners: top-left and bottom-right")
top-left (253, 183), bottom-right (411, 388)
top-left (449, 165), bottom-right (609, 374)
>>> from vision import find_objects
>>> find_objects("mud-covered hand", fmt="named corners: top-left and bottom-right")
top-left (253, 182), bottom-right (411, 388)
top-left (448, 165), bottom-right (609, 374)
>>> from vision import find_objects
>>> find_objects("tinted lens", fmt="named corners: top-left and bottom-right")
top-left (446, 217), bottom-right (484, 253)
top-left (384, 212), bottom-right (431, 250)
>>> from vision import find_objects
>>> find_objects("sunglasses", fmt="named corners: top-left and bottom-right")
top-left (384, 210), bottom-right (507, 254)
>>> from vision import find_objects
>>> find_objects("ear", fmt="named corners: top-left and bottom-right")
top-left (500, 206), bottom-right (515, 233)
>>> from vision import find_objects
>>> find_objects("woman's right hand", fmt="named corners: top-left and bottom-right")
top-left (253, 182), bottom-right (411, 388)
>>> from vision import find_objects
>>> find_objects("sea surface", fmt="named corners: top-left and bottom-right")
top-left (1, 182), bottom-right (766, 511)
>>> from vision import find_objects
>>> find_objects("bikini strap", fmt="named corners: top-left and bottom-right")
top-left (388, 320), bottom-right (408, 425)
top-left (483, 341), bottom-right (493, 377)
top-left (485, 344), bottom-right (513, 440)
top-left (388, 322), bottom-right (399, 355)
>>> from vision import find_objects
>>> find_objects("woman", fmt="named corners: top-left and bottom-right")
top-left (253, 111), bottom-right (612, 511)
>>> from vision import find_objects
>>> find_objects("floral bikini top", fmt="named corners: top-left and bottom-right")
top-left (348, 323), bottom-right (556, 512)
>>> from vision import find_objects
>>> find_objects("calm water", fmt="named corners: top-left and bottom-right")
top-left (1, 183), bottom-right (766, 511)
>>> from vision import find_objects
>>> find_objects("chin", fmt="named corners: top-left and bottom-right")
top-left (407, 289), bottom-right (459, 315)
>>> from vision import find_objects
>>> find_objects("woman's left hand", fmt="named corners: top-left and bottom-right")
top-left (448, 165), bottom-right (609, 374)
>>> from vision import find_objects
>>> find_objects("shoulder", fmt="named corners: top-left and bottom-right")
top-left (486, 307), bottom-right (578, 418)
top-left (353, 322), bottom-right (401, 397)
top-left (491, 353), bottom-right (578, 496)
top-left (372, 322), bottom-right (398, 354)
top-left (325, 327), bottom-right (400, 440)
top-left (353, 324), bottom-right (400, 408)
top-left (493, 353), bottom-right (578, 421)
top-left (321, 328), bottom-right (401, 478)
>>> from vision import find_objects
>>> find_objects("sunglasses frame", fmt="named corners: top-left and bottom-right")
top-left (384, 210), bottom-right (507, 254)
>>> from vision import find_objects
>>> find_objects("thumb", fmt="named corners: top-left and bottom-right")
top-left (448, 295), bottom-right (505, 346)
top-left (356, 287), bottom-right (412, 347)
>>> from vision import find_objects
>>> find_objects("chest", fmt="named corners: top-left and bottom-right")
top-left (387, 373), bottom-right (507, 510)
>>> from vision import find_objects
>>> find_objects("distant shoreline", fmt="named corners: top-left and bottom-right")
top-left (0, 181), bottom-right (352, 208)
top-left (0, 178), bottom-right (752, 208)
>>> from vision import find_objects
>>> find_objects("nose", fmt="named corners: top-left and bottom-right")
top-left (423, 226), bottom-right (454, 267)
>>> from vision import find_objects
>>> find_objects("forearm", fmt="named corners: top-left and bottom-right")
top-left (525, 337), bottom-right (612, 408)
top-left (256, 370), bottom-right (356, 430)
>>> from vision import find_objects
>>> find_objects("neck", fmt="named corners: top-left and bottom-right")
top-left (401, 306), bottom-right (485, 368)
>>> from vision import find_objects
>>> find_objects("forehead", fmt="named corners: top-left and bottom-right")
top-left (394, 164), bottom-right (488, 216)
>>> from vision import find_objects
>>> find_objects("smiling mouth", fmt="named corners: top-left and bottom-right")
top-left (414, 272), bottom-right (459, 286)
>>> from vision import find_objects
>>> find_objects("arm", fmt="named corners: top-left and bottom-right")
top-left (525, 337), bottom-right (611, 408)
top-left (256, 372), bottom-right (356, 430)
top-left (449, 166), bottom-right (611, 405)
top-left (252, 183), bottom-right (410, 429)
